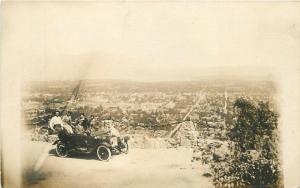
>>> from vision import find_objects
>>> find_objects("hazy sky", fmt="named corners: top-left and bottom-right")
top-left (2, 2), bottom-right (300, 81)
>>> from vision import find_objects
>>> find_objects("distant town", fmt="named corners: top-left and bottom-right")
top-left (22, 79), bottom-right (276, 134)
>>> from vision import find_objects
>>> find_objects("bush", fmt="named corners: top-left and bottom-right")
top-left (212, 98), bottom-right (283, 188)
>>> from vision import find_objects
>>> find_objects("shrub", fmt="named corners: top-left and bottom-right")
top-left (212, 98), bottom-right (282, 188)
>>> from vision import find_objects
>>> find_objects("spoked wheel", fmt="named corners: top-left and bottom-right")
top-left (56, 142), bottom-right (68, 157)
top-left (120, 142), bottom-right (129, 154)
top-left (96, 145), bottom-right (111, 161)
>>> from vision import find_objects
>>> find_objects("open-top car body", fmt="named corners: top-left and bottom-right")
top-left (53, 130), bottom-right (130, 161)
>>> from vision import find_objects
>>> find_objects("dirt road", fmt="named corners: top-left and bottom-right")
top-left (23, 141), bottom-right (213, 188)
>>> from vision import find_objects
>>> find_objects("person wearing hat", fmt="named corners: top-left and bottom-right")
top-left (79, 113), bottom-right (90, 131)
top-left (74, 113), bottom-right (90, 135)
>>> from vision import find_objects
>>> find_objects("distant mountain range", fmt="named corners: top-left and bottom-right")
top-left (27, 78), bottom-right (275, 93)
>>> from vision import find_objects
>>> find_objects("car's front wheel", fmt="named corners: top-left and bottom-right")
top-left (56, 142), bottom-right (68, 157)
top-left (96, 145), bottom-right (111, 161)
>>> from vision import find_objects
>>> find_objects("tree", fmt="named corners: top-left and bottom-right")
top-left (227, 98), bottom-right (282, 187)
top-left (229, 98), bottom-right (258, 151)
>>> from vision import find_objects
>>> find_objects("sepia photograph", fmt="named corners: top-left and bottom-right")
top-left (1, 1), bottom-right (300, 188)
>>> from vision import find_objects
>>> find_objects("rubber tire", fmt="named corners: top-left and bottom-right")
top-left (96, 145), bottom-right (111, 161)
top-left (56, 142), bottom-right (68, 157)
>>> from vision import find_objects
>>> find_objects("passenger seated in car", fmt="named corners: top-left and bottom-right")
top-left (74, 113), bottom-right (91, 135)
top-left (62, 111), bottom-right (72, 125)
top-left (62, 111), bottom-right (74, 134)
top-left (78, 114), bottom-right (90, 130)
top-left (74, 123), bottom-right (85, 135)
top-left (49, 111), bottom-right (63, 131)
top-left (89, 115), bottom-right (96, 128)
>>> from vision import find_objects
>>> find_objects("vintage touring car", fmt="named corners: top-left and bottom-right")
top-left (53, 130), bottom-right (130, 161)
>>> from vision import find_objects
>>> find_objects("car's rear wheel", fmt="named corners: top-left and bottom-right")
top-left (96, 145), bottom-right (111, 161)
top-left (56, 142), bottom-right (68, 157)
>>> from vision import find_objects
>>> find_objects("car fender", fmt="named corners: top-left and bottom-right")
top-left (98, 142), bottom-right (112, 148)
